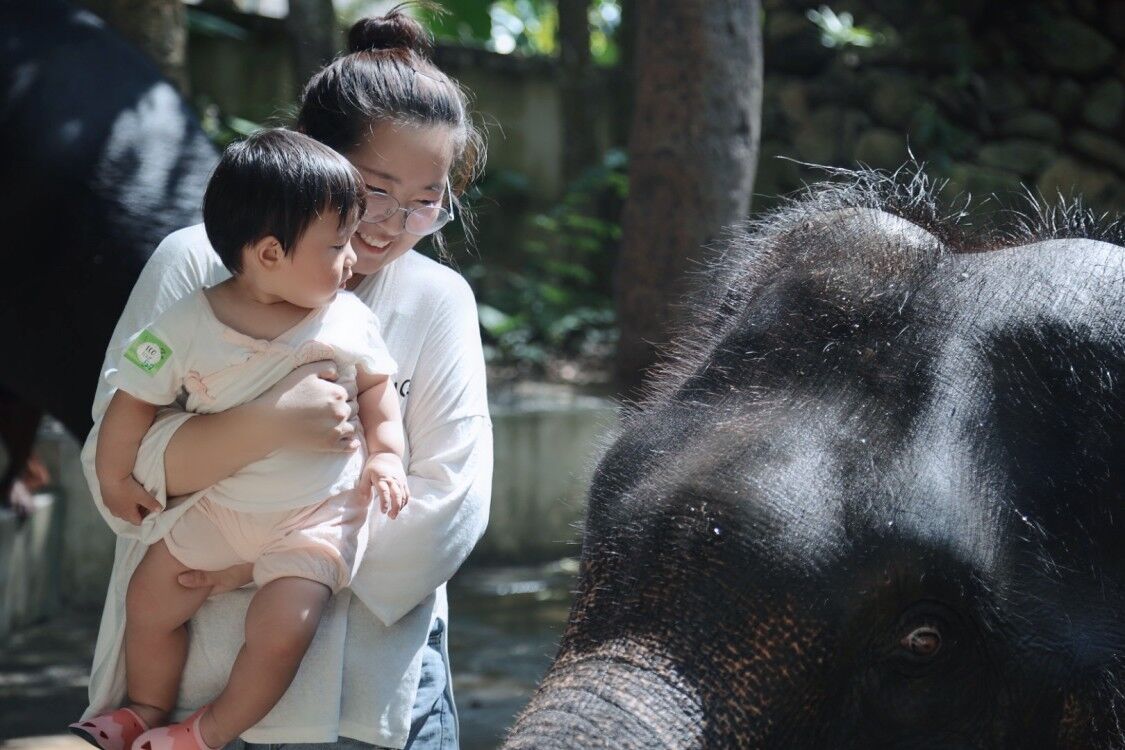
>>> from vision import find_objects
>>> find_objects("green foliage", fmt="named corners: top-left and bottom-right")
top-left (462, 150), bottom-right (627, 371)
top-left (195, 97), bottom-right (261, 149)
top-left (417, 0), bottom-right (492, 44)
top-left (489, 0), bottom-right (558, 55)
top-left (806, 5), bottom-right (884, 49)
top-left (409, 0), bottom-right (621, 63)
top-left (588, 0), bottom-right (621, 65)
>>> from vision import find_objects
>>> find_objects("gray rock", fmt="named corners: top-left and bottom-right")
top-left (981, 75), bottom-right (1028, 116)
top-left (998, 110), bottom-right (1063, 143)
top-left (930, 76), bottom-right (977, 122)
top-left (1030, 18), bottom-right (1115, 75)
top-left (1106, 2), bottom-right (1125, 43)
top-left (1070, 0), bottom-right (1100, 23)
top-left (1070, 129), bottom-right (1125, 175)
top-left (839, 109), bottom-right (874, 162)
top-left (774, 80), bottom-right (809, 124)
top-left (1082, 79), bottom-right (1125, 131)
top-left (1025, 74), bottom-right (1053, 108)
top-left (1051, 79), bottom-right (1084, 118)
top-left (854, 128), bottom-right (908, 170)
top-left (1036, 156), bottom-right (1120, 210)
top-left (978, 139), bottom-right (1057, 176)
top-left (944, 163), bottom-right (1022, 203)
top-left (793, 106), bottom-right (846, 164)
top-left (870, 73), bottom-right (919, 129)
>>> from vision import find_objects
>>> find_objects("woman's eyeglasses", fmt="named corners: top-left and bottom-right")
top-left (361, 177), bottom-right (455, 236)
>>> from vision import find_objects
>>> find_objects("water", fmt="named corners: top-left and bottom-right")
top-left (448, 559), bottom-right (578, 749)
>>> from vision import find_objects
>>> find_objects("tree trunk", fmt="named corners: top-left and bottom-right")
top-left (558, 0), bottom-right (598, 183)
top-left (614, 0), bottom-right (762, 395)
top-left (608, 0), bottom-right (636, 150)
top-left (286, 0), bottom-right (340, 88)
top-left (79, 0), bottom-right (189, 93)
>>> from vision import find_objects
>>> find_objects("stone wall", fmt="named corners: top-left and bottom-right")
top-left (755, 0), bottom-right (1125, 215)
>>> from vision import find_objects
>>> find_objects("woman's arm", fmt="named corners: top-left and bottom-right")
top-left (350, 277), bottom-right (493, 626)
top-left (162, 360), bottom-right (360, 496)
top-left (355, 414), bottom-right (492, 625)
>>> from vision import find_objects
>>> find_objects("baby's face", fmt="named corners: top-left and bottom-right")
top-left (278, 214), bottom-right (359, 307)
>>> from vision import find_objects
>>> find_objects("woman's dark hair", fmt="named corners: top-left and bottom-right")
top-left (296, 3), bottom-right (485, 248)
top-left (202, 128), bottom-right (366, 273)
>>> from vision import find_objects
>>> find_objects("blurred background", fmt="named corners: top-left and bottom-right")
top-left (2, 0), bottom-right (1125, 747)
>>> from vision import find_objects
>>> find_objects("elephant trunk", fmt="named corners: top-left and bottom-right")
top-left (502, 641), bottom-right (706, 749)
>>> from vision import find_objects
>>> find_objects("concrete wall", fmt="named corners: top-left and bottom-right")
top-left (476, 382), bottom-right (618, 563)
top-left (186, 11), bottom-right (611, 201)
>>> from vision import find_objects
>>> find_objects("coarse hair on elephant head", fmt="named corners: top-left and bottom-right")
top-left (504, 164), bottom-right (1125, 749)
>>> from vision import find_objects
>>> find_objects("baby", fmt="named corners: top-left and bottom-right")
top-left (70, 129), bottom-right (407, 750)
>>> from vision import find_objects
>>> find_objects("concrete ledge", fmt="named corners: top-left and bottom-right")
top-left (0, 493), bottom-right (60, 642)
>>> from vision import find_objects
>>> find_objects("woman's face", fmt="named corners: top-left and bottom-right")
top-left (345, 121), bottom-right (455, 278)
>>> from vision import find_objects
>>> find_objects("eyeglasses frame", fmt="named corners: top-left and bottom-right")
top-left (360, 177), bottom-right (456, 237)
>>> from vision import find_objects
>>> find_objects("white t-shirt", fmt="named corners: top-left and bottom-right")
top-left (80, 224), bottom-right (493, 747)
top-left (109, 289), bottom-right (394, 513)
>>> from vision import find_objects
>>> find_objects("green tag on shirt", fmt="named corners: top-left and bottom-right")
top-left (124, 329), bottom-right (172, 375)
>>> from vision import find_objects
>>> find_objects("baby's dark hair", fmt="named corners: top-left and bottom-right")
top-left (203, 128), bottom-right (366, 273)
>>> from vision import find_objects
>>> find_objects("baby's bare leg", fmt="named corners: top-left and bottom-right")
top-left (125, 540), bottom-right (213, 727)
top-left (199, 576), bottom-right (331, 748)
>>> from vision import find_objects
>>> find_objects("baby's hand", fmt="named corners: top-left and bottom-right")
top-left (100, 475), bottom-right (161, 526)
top-left (360, 452), bottom-right (409, 519)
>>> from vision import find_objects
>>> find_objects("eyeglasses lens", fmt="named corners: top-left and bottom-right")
top-left (362, 192), bottom-right (453, 236)
top-left (405, 206), bottom-right (448, 235)
top-left (362, 193), bottom-right (398, 223)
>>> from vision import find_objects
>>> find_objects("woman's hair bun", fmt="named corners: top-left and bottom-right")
top-left (347, 6), bottom-right (431, 56)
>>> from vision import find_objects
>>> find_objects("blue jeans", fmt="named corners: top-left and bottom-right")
top-left (226, 619), bottom-right (457, 750)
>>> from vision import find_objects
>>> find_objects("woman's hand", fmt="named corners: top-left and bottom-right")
top-left (253, 360), bottom-right (360, 453)
top-left (177, 562), bottom-right (255, 596)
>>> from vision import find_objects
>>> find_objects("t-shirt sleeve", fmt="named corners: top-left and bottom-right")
top-left (107, 318), bottom-right (185, 406)
top-left (88, 225), bottom-right (220, 422)
top-left (349, 275), bottom-right (491, 625)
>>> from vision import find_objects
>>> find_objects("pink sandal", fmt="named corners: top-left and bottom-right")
top-left (68, 707), bottom-right (149, 750)
top-left (131, 705), bottom-right (219, 750)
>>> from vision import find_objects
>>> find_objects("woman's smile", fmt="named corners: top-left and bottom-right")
top-left (355, 229), bottom-right (393, 251)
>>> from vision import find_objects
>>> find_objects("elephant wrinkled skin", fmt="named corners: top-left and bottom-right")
top-left (505, 169), bottom-right (1125, 749)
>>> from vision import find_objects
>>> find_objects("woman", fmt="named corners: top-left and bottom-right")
top-left (79, 8), bottom-right (490, 749)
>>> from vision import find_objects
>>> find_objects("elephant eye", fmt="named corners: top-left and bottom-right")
top-left (899, 625), bottom-right (942, 658)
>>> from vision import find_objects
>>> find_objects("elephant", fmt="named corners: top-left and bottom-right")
top-left (0, 0), bottom-right (216, 503)
top-left (504, 168), bottom-right (1125, 748)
